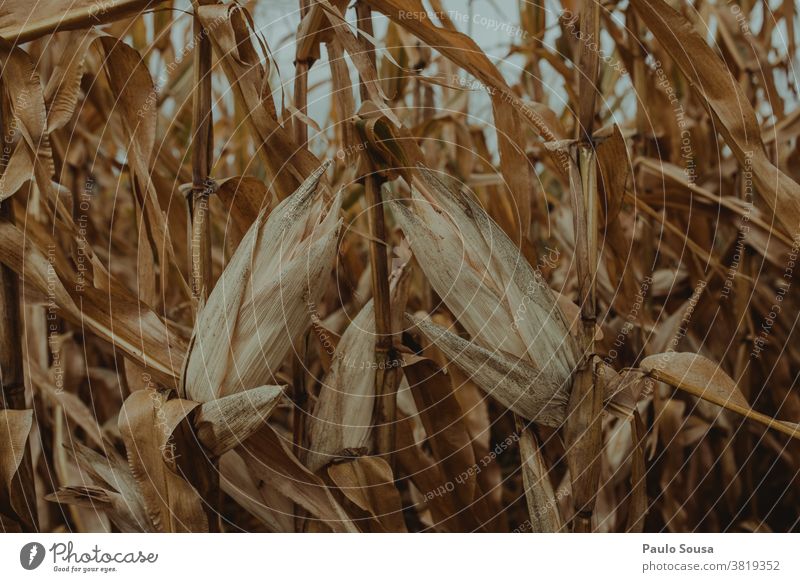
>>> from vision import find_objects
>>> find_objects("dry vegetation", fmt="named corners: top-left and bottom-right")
top-left (1, 0), bottom-right (799, 533)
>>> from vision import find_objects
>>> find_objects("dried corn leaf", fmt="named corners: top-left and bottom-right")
top-left (45, 30), bottom-right (97, 131)
top-left (118, 389), bottom-right (207, 532)
top-left (0, 0), bottom-right (159, 43)
top-left (46, 485), bottom-right (145, 533)
top-left (195, 385), bottom-right (284, 456)
top-left (327, 456), bottom-right (406, 532)
top-left (235, 425), bottom-right (357, 532)
top-left (0, 45), bottom-right (57, 206)
top-left (0, 221), bottom-right (188, 384)
top-left (197, 3), bottom-right (320, 200)
top-left (365, 0), bottom-right (567, 170)
top-left (403, 359), bottom-right (477, 507)
top-left (216, 176), bottom-right (273, 252)
top-left (641, 352), bottom-right (800, 440)
top-left (519, 428), bottom-right (563, 532)
top-left (0, 409), bottom-right (33, 524)
top-left (631, 0), bottom-right (800, 236)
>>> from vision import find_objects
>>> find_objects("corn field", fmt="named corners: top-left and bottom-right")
top-left (0, 0), bottom-right (799, 534)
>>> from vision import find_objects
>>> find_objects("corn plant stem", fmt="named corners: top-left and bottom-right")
top-left (293, 66), bottom-right (309, 149)
top-left (628, 9), bottom-right (649, 155)
top-left (355, 2), bottom-right (399, 467)
top-left (628, 9), bottom-right (655, 287)
top-left (0, 208), bottom-right (25, 410)
top-left (189, 1), bottom-right (219, 532)
top-left (289, 0), bottom-right (315, 533)
top-left (565, 146), bottom-right (603, 533)
top-left (529, 3), bottom-right (545, 103)
top-left (0, 96), bottom-right (37, 530)
top-left (412, 74), bottom-right (422, 127)
top-left (293, 0), bottom-right (312, 150)
top-left (735, 83), bottom-right (757, 509)
top-left (189, 2), bottom-right (214, 308)
top-left (291, 331), bottom-right (309, 532)
top-left (291, 334), bottom-right (309, 461)
top-left (0, 201), bottom-right (38, 532)
top-left (564, 0), bottom-right (603, 533)
top-left (576, 0), bottom-right (600, 142)
top-left (355, 1), bottom-right (376, 102)
top-left (364, 173), bottom-right (398, 464)
top-left (291, 0), bottom-right (311, 481)
top-left (626, 409), bottom-right (648, 532)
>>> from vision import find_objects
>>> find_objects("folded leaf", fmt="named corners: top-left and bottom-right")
top-left (118, 390), bottom-right (207, 532)
top-left (641, 352), bottom-right (800, 440)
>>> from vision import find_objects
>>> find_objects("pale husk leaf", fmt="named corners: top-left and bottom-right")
top-left (185, 164), bottom-right (341, 401)
top-left (410, 315), bottom-right (568, 426)
top-left (306, 300), bottom-right (378, 473)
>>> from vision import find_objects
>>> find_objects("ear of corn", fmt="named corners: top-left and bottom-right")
top-left (184, 164), bottom-right (341, 402)
top-left (391, 167), bottom-right (580, 377)
top-left (0, 0), bottom-right (798, 535)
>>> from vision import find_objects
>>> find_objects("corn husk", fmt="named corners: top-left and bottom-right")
top-left (184, 164), bottom-right (342, 401)
top-left (391, 166), bottom-right (579, 420)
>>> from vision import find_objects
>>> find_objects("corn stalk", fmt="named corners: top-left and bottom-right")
top-left (564, 0), bottom-right (603, 533)
top-left (0, 201), bottom-right (37, 532)
top-left (0, 90), bottom-right (36, 531)
top-left (189, 0), bottom-right (214, 307)
top-left (188, 0), bottom-right (218, 530)
top-left (294, 0), bottom-right (313, 150)
top-left (356, 1), bottom-right (399, 467)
